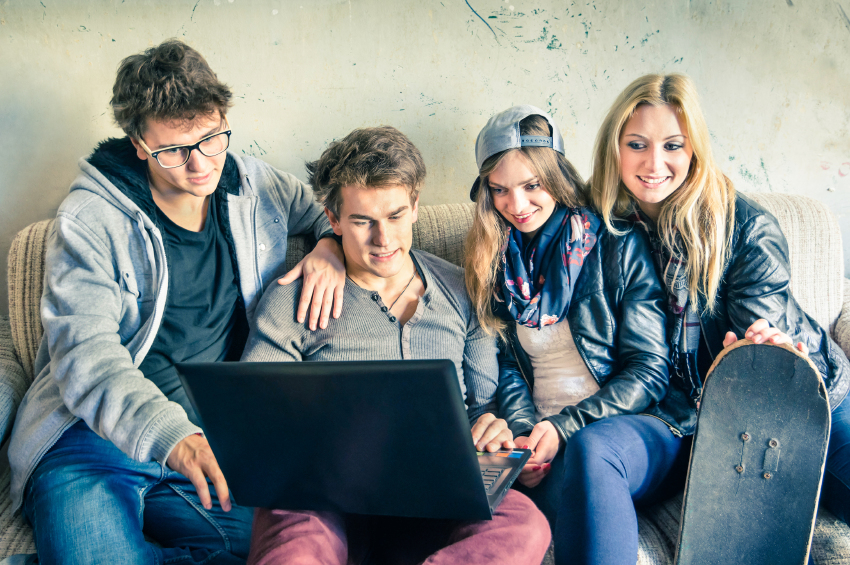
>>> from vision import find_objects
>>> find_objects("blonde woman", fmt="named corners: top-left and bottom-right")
top-left (465, 106), bottom-right (686, 565)
top-left (590, 74), bottom-right (850, 525)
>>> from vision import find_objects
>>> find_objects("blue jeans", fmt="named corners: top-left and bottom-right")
top-left (516, 415), bottom-right (689, 565)
top-left (823, 396), bottom-right (850, 522)
top-left (23, 421), bottom-right (253, 565)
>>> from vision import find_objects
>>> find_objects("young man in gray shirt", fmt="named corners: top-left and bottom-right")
top-left (242, 126), bottom-right (550, 565)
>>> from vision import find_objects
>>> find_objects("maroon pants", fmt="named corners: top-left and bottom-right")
top-left (247, 490), bottom-right (551, 565)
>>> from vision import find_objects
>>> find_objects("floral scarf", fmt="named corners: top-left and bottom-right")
top-left (630, 208), bottom-right (703, 399)
top-left (494, 205), bottom-right (601, 329)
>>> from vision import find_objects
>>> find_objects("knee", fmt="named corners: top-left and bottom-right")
top-left (500, 491), bottom-right (552, 551)
top-left (564, 423), bottom-right (626, 476)
top-left (248, 509), bottom-right (347, 565)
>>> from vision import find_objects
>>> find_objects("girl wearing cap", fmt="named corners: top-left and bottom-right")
top-left (589, 74), bottom-right (850, 525)
top-left (465, 106), bottom-right (687, 565)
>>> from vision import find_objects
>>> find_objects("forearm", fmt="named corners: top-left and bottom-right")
top-left (726, 216), bottom-right (850, 393)
top-left (544, 374), bottom-right (657, 442)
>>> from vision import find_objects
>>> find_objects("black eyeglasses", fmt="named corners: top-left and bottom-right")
top-left (137, 117), bottom-right (232, 169)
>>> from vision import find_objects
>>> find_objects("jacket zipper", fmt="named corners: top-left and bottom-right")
top-left (243, 174), bottom-right (263, 299)
top-left (642, 413), bottom-right (684, 438)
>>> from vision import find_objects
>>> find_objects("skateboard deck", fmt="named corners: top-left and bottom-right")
top-left (674, 340), bottom-right (831, 565)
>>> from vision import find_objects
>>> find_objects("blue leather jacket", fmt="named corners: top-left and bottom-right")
top-left (497, 220), bottom-right (674, 441)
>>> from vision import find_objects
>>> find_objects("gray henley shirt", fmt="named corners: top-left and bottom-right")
top-left (241, 250), bottom-right (499, 423)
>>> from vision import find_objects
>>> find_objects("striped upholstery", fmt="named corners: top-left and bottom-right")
top-left (6, 219), bottom-right (52, 380)
top-left (2, 196), bottom-right (850, 562)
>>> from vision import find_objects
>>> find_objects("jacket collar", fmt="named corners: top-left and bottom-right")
top-left (85, 136), bottom-right (241, 219)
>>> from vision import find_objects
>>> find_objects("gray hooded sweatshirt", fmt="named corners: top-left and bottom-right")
top-left (8, 138), bottom-right (331, 510)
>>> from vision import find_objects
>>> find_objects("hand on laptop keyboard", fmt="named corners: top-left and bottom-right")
top-left (471, 413), bottom-right (515, 452)
top-left (514, 420), bottom-right (562, 488)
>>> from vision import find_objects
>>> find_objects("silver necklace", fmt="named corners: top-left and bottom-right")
top-left (347, 270), bottom-right (417, 312)
top-left (388, 271), bottom-right (417, 312)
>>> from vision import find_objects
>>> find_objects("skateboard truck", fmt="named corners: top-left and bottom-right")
top-left (763, 438), bottom-right (780, 479)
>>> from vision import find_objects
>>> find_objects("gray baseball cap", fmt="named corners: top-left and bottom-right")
top-left (470, 105), bottom-right (565, 200)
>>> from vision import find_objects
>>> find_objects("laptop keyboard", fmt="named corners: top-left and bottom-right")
top-left (481, 467), bottom-right (505, 494)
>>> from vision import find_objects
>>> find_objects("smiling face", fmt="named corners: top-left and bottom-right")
top-left (619, 103), bottom-right (694, 221)
top-left (131, 113), bottom-right (228, 203)
top-left (327, 184), bottom-right (419, 285)
top-left (487, 150), bottom-right (557, 239)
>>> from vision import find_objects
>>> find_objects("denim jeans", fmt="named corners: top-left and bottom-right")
top-left (822, 395), bottom-right (850, 522)
top-left (23, 420), bottom-right (253, 565)
top-left (517, 415), bottom-right (689, 565)
top-left (518, 399), bottom-right (850, 565)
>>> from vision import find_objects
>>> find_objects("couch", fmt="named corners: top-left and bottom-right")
top-left (1, 193), bottom-right (849, 563)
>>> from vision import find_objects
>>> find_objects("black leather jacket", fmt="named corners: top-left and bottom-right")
top-left (497, 220), bottom-right (675, 442)
top-left (643, 194), bottom-right (850, 436)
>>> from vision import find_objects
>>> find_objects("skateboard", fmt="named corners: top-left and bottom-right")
top-left (674, 340), bottom-right (831, 565)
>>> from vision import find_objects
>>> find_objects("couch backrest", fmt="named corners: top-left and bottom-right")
top-left (6, 196), bottom-right (843, 379)
top-left (7, 219), bottom-right (51, 380)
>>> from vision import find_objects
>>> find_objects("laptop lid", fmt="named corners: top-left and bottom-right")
top-left (176, 359), bottom-right (501, 521)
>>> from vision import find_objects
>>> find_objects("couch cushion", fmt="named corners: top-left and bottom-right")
top-left (635, 491), bottom-right (850, 565)
top-left (0, 466), bottom-right (35, 558)
top-left (0, 317), bottom-right (29, 447)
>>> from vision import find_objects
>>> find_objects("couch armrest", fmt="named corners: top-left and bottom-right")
top-left (0, 316), bottom-right (28, 447)
top-left (834, 278), bottom-right (850, 359)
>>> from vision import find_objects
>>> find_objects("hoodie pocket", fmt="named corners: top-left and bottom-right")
top-left (120, 271), bottom-right (139, 298)
top-left (120, 271), bottom-right (154, 304)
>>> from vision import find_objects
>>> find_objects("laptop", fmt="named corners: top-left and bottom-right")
top-left (175, 359), bottom-right (530, 521)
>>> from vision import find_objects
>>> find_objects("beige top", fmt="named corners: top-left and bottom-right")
top-left (516, 321), bottom-right (600, 419)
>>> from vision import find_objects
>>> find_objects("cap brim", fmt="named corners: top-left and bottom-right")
top-left (469, 177), bottom-right (482, 201)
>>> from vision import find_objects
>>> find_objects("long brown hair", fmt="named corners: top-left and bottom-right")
top-left (464, 115), bottom-right (586, 336)
top-left (590, 73), bottom-right (735, 312)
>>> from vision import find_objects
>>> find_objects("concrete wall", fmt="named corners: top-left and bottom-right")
top-left (1, 0), bottom-right (849, 316)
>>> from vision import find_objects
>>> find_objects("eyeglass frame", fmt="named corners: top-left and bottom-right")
top-left (135, 116), bottom-right (232, 169)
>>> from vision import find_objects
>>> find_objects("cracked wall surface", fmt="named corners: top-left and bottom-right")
top-left (1, 0), bottom-right (848, 314)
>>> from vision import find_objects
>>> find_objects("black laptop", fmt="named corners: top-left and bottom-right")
top-left (175, 359), bottom-right (530, 521)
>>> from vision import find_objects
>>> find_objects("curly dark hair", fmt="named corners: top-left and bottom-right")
top-left (111, 39), bottom-right (232, 139)
top-left (307, 126), bottom-right (426, 217)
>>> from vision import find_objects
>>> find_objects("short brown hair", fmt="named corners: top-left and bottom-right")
top-left (307, 126), bottom-right (426, 217)
top-left (111, 39), bottom-right (233, 139)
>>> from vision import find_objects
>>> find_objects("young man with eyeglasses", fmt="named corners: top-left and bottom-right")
top-left (7, 39), bottom-right (345, 564)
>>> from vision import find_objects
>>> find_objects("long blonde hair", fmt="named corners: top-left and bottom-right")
top-left (590, 73), bottom-right (735, 312)
top-left (464, 115), bottom-right (586, 336)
